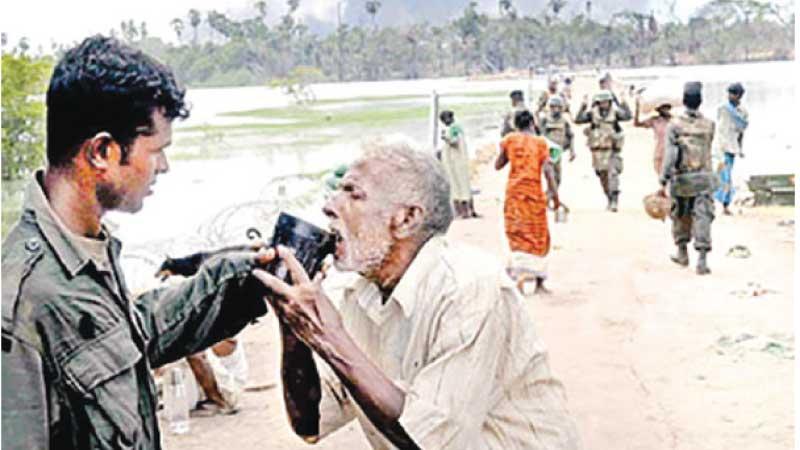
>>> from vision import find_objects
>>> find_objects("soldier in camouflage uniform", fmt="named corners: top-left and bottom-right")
top-left (535, 76), bottom-right (567, 117)
top-left (2, 36), bottom-right (272, 450)
top-left (574, 89), bottom-right (632, 212)
top-left (539, 96), bottom-right (575, 187)
top-left (659, 82), bottom-right (717, 275)
top-left (501, 90), bottom-right (531, 137)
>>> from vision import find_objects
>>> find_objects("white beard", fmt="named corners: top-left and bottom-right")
top-left (333, 227), bottom-right (392, 277)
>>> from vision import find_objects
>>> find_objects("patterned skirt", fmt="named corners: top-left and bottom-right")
top-left (504, 193), bottom-right (550, 278)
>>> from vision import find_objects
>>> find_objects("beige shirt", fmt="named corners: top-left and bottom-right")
top-left (712, 102), bottom-right (748, 165)
top-left (317, 236), bottom-right (581, 449)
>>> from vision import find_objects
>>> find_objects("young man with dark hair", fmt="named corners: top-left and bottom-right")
top-left (1, 35), bottom-right (271, 449)
top-left (713, 82), bottom-right (748, 215)
top-left (501, 90), bottom-right (530, 137)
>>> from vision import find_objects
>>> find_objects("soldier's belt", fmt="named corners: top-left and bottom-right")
top-left (671, 172), bottom-right (718, 197)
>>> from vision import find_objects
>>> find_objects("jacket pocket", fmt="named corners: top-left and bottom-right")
top-left (61, 325), bottom-right (143, 448)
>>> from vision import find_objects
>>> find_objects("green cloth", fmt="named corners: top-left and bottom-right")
top-left (544, 137), bottom-right (563, 164)
top-left (2, 171), bottom-right (267, 450)
top-left (448, 123), bottom-right (464, 140)
top-left (326, 164), bottom-right (349, 190)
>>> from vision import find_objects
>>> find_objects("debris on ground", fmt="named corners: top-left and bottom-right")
top-left (777, 219), bottom-right (794, 227)
top-left (726, 245), bottom-right (752, 258)
top-left (244, 382), bottom-right (277, 393)
top-left (714, 333), bottom-right (794, 360)
top-left (729, 281), bottom-right (776, 298)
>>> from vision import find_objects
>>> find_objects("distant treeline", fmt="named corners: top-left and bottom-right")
top-left (119, 0), bottom-right (795, 87)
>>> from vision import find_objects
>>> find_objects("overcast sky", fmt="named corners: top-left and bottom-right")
top-left (1, 0), bottom-right (722, 51)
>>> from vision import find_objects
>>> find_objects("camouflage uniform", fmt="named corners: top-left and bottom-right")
top-left (574, 91), bottom-right (631, 205)
top-left (539, 104), bottom-right (573, 187)
top-left (660, 110), bottom-right (717, 251)
top-left (537, 90), bottom-right (569, 117)
top-left (501, 104), bottom-right (530, 137)
top-left (2, 172), bottom-right (267, 450)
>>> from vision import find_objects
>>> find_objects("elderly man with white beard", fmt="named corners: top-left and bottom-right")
top-left (254, 141), bottom-right (581, 450)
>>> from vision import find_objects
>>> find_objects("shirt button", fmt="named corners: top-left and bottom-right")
top-left (24, 238), bottom-right (41, 252)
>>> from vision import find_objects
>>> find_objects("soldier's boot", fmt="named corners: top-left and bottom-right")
top-left (609, 192), bottom-right (619, 212)
top-left (696, 250), bottom-right (711, 275)
top-left (670, 244), bottom-right (689, 267)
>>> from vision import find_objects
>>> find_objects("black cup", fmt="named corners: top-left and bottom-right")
top-left (268, 212), bottom-right (336, 283)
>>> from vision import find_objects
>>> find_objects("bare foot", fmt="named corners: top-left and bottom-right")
top-left (516, 279), bottom-right (526, 294)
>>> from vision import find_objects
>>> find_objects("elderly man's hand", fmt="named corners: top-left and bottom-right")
top-left (253, 246), bottom-right (343, 352)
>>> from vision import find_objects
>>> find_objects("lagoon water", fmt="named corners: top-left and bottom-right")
top-left (108, 61), bottom-right (795, 288)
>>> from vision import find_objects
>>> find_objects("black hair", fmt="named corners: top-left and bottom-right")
top-left (683, 81), bottom-right (703, 109)
top-left (510, 90), bottom-right (524, 100)
top-left (727, 82), bottom-right (745, 96)
top-left (439, 110), bottom-right (454, 122)
top-left (513, 109), bottom-right (534, 131)
top-left (46, 35), bottom-right (190, 167)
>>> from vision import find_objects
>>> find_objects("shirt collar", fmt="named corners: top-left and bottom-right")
top-left (23, 170), bottom-right (119, 277)
top-left (344, 235), bottom-right (445, 319)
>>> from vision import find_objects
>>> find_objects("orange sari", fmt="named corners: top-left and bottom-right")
top-left (500, 132), bottom-right (550, 259)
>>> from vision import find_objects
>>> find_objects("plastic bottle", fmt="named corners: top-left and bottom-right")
top-left (164, 367), bottom-right (190, 434)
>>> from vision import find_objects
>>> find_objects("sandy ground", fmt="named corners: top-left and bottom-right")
top-left (162, 82), bottom-right (795, 449)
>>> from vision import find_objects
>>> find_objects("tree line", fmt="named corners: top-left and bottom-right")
top-left (126, 0), bottom-right (794, 87)
top-left (0, 0), bottom-right (795, 181)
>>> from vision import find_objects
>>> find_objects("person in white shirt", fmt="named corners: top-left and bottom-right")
top-left (254, 141), bottom-right (581, 449)
top-left (712, 82), bottom-right (749, 215)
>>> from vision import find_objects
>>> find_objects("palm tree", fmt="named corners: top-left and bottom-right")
top-left (548, 0), bottom-right (567, 17)
top-left (189, 9), bottom-right (202, 46)
top-left (170, 18), bottom-right (185, 42)
top-left (499, 0), bottom-right (517, 20)
top-left (255, 1), bottom-right (268, 21)
top-left (365, 1), bottom-right (381, 28)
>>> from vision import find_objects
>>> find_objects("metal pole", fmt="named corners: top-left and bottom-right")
top-left (430, 90), bottom-right (440, 154)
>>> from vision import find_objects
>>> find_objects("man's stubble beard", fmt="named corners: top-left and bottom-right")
top-left (95, 181), bottom-right (123, 212)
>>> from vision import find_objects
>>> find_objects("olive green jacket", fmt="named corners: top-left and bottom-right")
top-left (2, 172), bottom-right (267, 449)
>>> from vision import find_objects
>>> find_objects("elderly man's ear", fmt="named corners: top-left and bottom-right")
top-left (390, 205), bottom-right (425, 240)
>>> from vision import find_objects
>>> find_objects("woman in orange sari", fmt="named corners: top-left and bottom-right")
top-left (496, 110), bottom-right (560, 294)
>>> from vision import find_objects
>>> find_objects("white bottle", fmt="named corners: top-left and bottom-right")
top-left (164, 367), bottom-right (190, 434)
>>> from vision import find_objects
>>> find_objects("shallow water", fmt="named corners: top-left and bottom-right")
top-left (613, 61), bottom-right (796, 178)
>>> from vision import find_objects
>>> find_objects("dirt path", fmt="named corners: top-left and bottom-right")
top-left (164, 83), bottom-right (794, 450)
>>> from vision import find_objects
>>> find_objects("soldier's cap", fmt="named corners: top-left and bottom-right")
top-left (727, 82), bottom-right (745, 96)
top-left (599, 72), bottom-right (612, 83)
top-left (593, 90), bottom-right (613, 103)
top-left (548, 75), bottom-right (559, 84)
top-left (548, 96), bottom-right (564, 107)
top-left (510, 90), bottom-right (524, 99)
top-left (683, 81), bottom-right (703, 96)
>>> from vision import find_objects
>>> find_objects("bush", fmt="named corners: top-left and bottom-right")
top-left (1, 52), bottom-right (51, 180)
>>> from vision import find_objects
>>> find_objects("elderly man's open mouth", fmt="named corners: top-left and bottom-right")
top-left (329, 225), bottom-right (345, 260)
